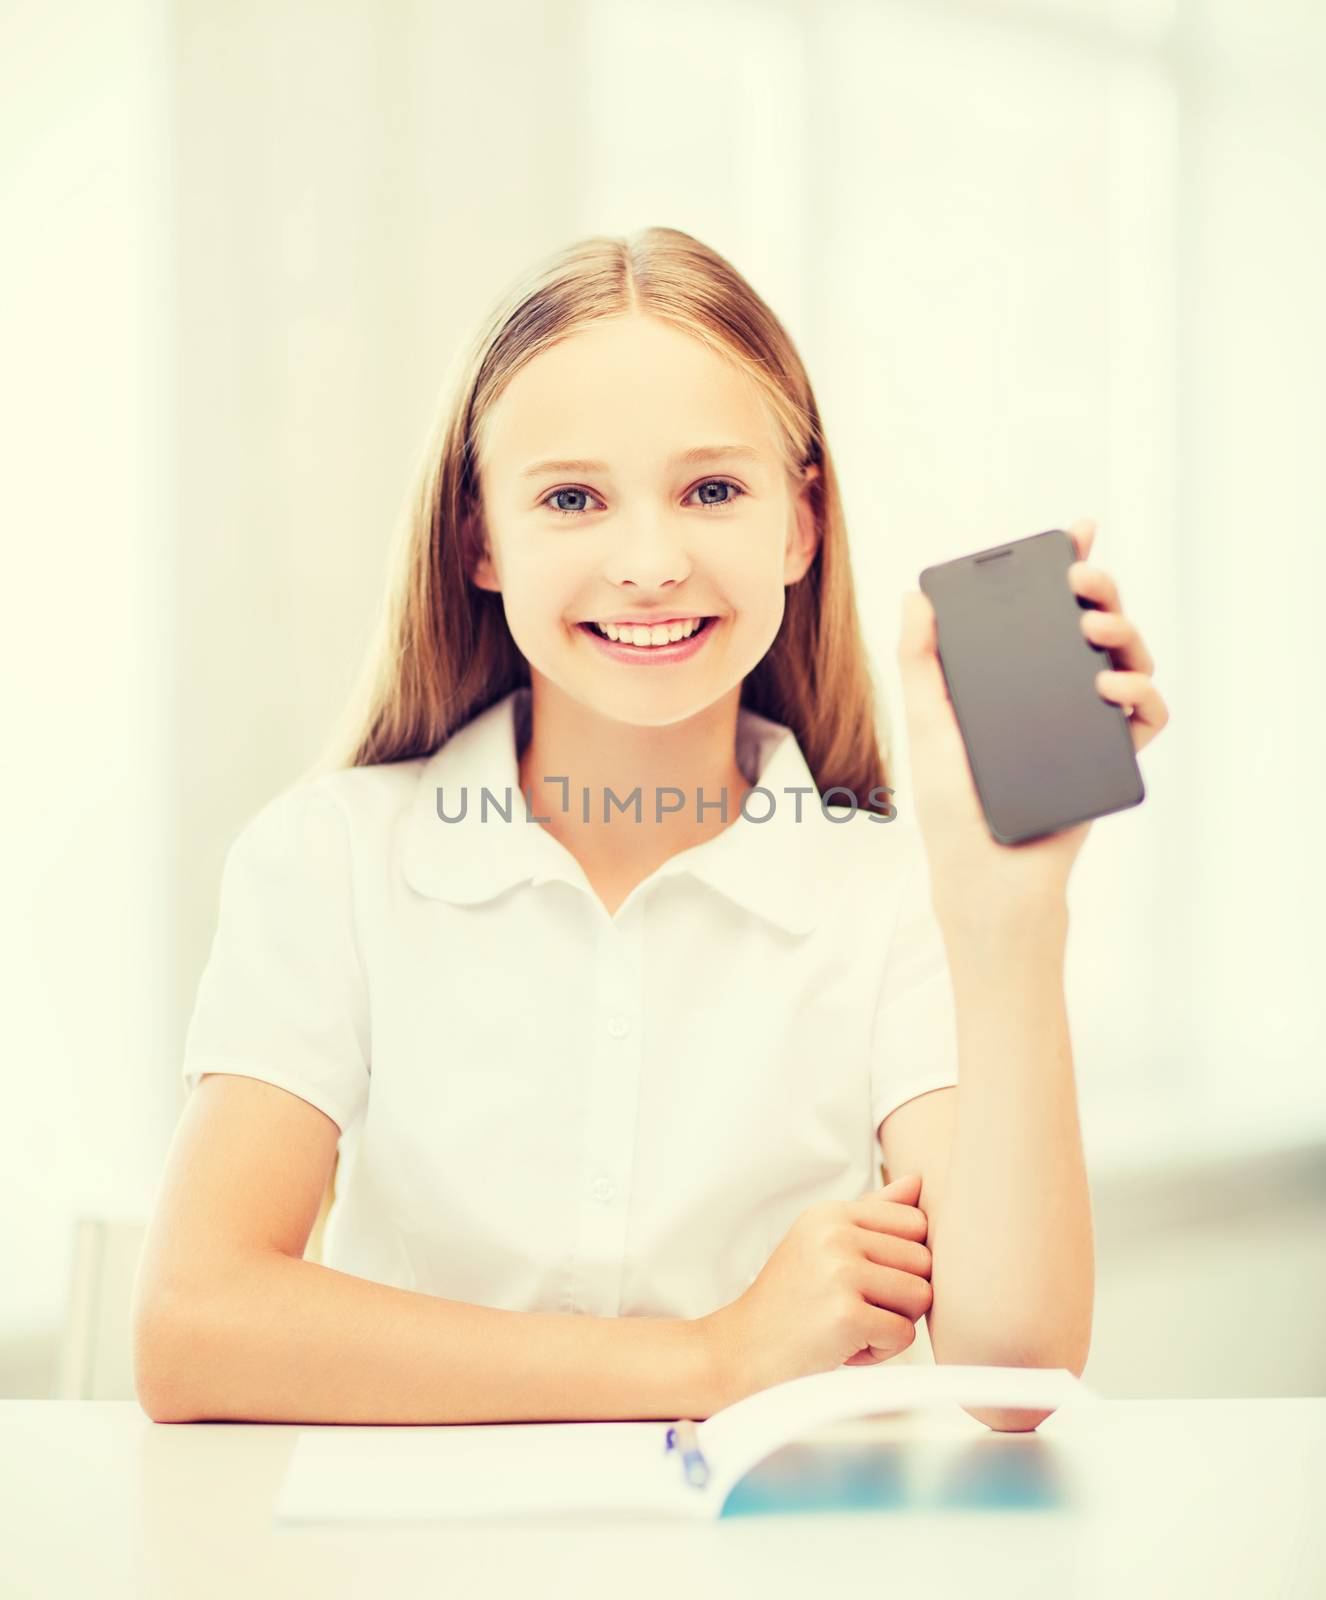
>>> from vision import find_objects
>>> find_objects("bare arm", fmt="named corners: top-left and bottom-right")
top-left (143, 1252), bottom-right (722, 1425)
top-left (883, 899), bottom-right (1093, 1433)
top-left (133, 1074), bottom-right (722, 1424)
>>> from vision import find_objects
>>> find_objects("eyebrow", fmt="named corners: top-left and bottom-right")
top-left (518, 444), bottom-right (765, 480)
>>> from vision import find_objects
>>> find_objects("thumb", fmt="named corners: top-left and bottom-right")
top-left (877, 1172), bottom-right (921, 1198)
top-left (897, 592), bottom-right (947, 710)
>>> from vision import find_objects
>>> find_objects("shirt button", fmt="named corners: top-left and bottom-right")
top-left (606, 1015), bottom-right (630, 1038)
top-left (591, 1176), bottom-right (615, 1202)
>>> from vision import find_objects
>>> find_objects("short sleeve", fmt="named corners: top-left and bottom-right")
top-left (180, 780), bottom-right (371, 1133)
top-left (869, 838), bottom-right (960, 1137)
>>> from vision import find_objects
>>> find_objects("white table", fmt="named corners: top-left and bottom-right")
top-left (1, 1398), bottom-right (1321, 1598)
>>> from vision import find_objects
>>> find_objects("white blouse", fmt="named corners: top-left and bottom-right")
top-left (181, 686), bottom-right (960, 1323)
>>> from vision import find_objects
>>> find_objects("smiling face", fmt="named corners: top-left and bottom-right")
top-left (469, 313), bottom-right (820, 728)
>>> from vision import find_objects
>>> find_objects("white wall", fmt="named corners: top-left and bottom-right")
top-left (1, 0), bottom-right (176, 1378)
top-left (4, 0), bottom-right (1323, 1397)
top-left (170, 0), bottom-right (589, 1047)
top-left (1172, 0), bottom-right (1326, 1143)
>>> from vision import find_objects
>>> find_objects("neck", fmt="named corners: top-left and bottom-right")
top-left (516, 677), bottom-right (754, 859)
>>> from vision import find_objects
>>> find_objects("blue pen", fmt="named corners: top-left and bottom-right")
top-left (664, 1417), bottom-right (711, 1488)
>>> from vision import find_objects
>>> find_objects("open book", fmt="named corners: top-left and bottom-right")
top-left (274, 1362), bottom-right (1099, 1523)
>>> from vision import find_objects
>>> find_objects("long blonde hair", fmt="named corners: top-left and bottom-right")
top-left (306, 226), bottom-right (894, 811)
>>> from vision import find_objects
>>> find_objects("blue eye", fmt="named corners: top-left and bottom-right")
top-left (542, 479), bottom-right (747, 517)
top-left (545, 487), bottom-right (596, 517)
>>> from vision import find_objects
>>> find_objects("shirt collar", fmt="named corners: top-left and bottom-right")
top-left (400, 687), bottom-right (824, 935)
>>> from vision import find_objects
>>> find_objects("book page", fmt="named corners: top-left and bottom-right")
top-left (697, 1363), bottom-right (1100, 1509)
top-left (273, 1365), bottom-right (1097, 1523)
top-left (274, 1418), bottom-right (699, 1523)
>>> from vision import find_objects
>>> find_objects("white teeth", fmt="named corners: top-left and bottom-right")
top-left (593, 617), bottom-right (705, 646)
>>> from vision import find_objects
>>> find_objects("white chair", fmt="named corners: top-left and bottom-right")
top-left (57, 1217), bottom-right (148, 1400)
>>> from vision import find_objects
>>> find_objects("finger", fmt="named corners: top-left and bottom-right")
top-left (1094, 669), bottom-right (1171, 747)
top-left (844, 1334), bottom-right (914, 1366)
top-left (847, 1196), bottom-right (929, 1243)
top-left (896, 591), bottom-right (935, 666)
top-left (1080, 606), bottom-right (1156, 676)
top-left (1065, 517), bottom-right (1097, 564)
top-left (858, 1231), bottom-right (932, 1279)
top-left (860, 1261), bottom-right (933, 1320)
top-left (1067, 560), bottom-right (1121, 616)
top-left (896, 591), bottom-right (950, 709)
top-left (858, 1176), bottom-right (922, 1215)
top-left (858, 1304), bottom-right (921, 1361)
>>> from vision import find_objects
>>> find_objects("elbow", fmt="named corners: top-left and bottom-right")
top-left (962, 1402), bottom-right (1057, 1433)
top-left (135, 1377), bottom-right (199, 1425)
top-left (947, 1344), bottom-right (1091, 1434)
top-left (132, 1296), bottom-right (204, 1424)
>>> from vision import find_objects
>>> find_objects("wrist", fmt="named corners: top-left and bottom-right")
top-left (932, 888), bottom-right (1069, 949)
top-left (691, 1304), bottom-right (751, 1416)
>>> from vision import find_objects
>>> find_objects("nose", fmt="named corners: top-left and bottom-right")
top-left (601, 514), bottom-right (694, 594)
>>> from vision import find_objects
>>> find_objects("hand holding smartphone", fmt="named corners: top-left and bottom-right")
top-left (918, 528), bottom-right (1145, 846)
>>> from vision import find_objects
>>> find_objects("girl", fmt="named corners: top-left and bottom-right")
top-left (134, 226), bottom-right (1169, 1430)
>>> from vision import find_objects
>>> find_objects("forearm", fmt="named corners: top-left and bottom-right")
top-left (924, 898), bottom-right (1094, 1378)
top-left (138, 1252), bottom-right (723, 1425)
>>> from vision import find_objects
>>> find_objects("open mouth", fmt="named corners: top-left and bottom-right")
top-left (577, 616), bottom-right (718, 648)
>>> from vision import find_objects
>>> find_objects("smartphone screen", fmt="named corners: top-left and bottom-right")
top-left (918, 528), bottom-right (1145, 844)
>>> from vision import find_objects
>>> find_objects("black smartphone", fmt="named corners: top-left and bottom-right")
top-left (918, 528), bottom-right (1145, 845)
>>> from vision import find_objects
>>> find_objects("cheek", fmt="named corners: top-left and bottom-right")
top-left (714, 547), bottom-right (786, 616)
top-left (498, 541), bottom-right (581, 613)
top-left (723, 518), bottom-right (790, 580)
